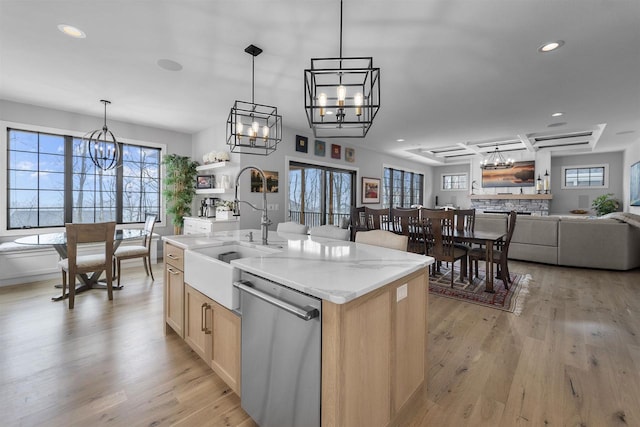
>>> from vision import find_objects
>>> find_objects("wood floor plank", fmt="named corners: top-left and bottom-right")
top-left (1, 261), bottom-right (639, 426)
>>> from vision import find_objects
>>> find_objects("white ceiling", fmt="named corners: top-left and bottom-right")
top-left (1, 0), bottom-right (639, 165)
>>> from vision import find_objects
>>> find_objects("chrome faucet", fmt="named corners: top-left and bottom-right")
top-left (234, 166), bottom-right (271, 245)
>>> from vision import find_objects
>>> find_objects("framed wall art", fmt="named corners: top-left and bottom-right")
top-left (482, 161), bottom-right (535, 188)
top-left (295, 135), bottom-right (308, 153)
top-left (345, 147), bottom-right (355, 163)
top-left (196, 175), bottom-right (213, 189)
top-left (314, 140), bottom-right (326, 157)
top-left (362, 177), bottom-right (380, 204)
top-left (250, 169), bottom-right (279, 193)
top-left (331, 144), bottom-right (341, 159)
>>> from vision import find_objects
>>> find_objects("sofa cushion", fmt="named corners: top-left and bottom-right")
top-left (511, 216), bottom-right (558, 247)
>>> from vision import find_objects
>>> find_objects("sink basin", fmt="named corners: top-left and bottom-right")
top-left (184, 242), bottom-right (280, 309)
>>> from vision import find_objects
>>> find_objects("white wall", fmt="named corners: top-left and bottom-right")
top-left (0, 100), bottom-right (192, 242)
top-left (550, 151), bottom-right (624, 215)
top-left (191, 123), bottom-right (433, 230)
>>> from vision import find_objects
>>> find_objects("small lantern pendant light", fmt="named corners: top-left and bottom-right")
top-left (226, 44), bottom-right (282, 156)
top-left (84, 99), bottom-right (120, 171)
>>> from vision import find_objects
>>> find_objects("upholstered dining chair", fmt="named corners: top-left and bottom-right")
top-left (422, 209), bottom-right (468, 287)
top-left (390, 207), bottom-right (425, 254)
top-left (59, 221), bottom-right (116, 309)
top-left (468, 210), bottom-right (517, 288)
top-left (276, 221), bottom-right (309, 234)
top-left (364, 207), bottom-right (390, 230)
top-left (355, 229), bottom-right (408, 251)
top-left (309, 224), bottom-right (350, 241)
top-left (113, 213), bottom-right (157, 288)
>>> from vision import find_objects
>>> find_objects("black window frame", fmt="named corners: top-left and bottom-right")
top-left (6, 127), bottom-right (162, 230)
top-left (382, 167), bottom-right (424, 208)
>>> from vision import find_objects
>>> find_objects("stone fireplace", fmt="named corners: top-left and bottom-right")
top-left (469, 194), bottom-right (552, 216)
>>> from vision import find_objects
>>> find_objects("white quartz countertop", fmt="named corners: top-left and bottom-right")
top-left (163, 229), bottom-right (433, 304)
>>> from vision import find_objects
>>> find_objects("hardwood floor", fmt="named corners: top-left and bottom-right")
top-left (1, 261), bottom-right (639, 426)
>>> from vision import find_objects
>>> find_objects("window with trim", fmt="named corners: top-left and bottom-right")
top-left (382, 167), bottom-right (423, 208)
top-left (7, 128), bottom-right (161, 229)
top-left (561, 164), bottom-right (608, 189)
top-left (441, 173), bottom-right (467, 191)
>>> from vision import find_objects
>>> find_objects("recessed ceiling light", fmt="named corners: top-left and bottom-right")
top-left (538, 40), bottom-right (564, 53)
top-left (396, 139), bottom-right (405, 142)
top-left (57, 24), bottom-right (86, 39)
top-left (157, 59), bottom-right (183, 71)
top-left (551, 112), bottom-right (564, 117)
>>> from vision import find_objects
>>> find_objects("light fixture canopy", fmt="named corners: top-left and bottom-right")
top-left (83, 99), bottom-right (120, 171)
top-left (304, 0), bottom-right (380, 138)
top-left (226, 44), bottom-right (282, 156)
top-left (480, 145), bottom-right (514, 170)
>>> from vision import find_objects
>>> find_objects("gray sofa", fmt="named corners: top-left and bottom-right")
top-left (474, 213), bottom-right (640, 270)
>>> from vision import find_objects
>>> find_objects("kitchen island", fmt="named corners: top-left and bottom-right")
top-left (162, 229), bottom-right (433, 427)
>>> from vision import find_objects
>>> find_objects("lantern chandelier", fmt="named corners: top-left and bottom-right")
top-left (226, 44), bottom-right (282, 156)
top-left (304, 0), bottom-right (381, 138)
top-left (480, 145), bottom-right (514, 170)
top-left (84, 99), bottom-right (120, 171)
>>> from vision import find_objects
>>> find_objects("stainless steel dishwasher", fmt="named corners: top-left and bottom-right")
top-left (234, 271), bottom-right (321, 427)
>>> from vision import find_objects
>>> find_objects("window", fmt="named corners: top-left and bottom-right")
top-left (561, 164), bottom-right (608, 189)
top-left (382, 167), bottom-right (423, 208)
top-left (7, 127), bottom-right (161, 230)
top-left (288, 161), bottom-right (356, 227)
top-left (441, 173), bottom-right (468, 191)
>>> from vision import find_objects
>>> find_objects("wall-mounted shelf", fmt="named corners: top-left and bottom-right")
top-left (195, 188), bottom-right (230, 195)
top-left (469, 194), bottom-right (553, 200)
top-left (196, 161), bottom-right (230, 172)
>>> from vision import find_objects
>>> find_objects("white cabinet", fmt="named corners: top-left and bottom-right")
top-left (183, 217), bottom-right (239, 235)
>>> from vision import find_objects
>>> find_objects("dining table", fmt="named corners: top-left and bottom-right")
top-left (452, 229), bottom-right (506, 293)
top-left (15, 229), bottom-right (149, 301)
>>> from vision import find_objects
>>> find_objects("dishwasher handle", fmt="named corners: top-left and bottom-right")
top-left (234, 280), bottom-right (319, 321)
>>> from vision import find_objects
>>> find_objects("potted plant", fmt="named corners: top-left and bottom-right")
top-left (592, 193), bottom-right (619, 216)
top-left (162, 154), bottom-right (199, 234)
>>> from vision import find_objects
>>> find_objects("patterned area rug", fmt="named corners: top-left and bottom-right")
top-left (428, 265), bottom-right (531, 315)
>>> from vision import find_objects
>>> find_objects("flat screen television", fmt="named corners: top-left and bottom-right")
top-left (482, 161), bottom-right (535, 188)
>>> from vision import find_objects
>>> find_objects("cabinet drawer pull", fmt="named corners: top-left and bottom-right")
top-left (167, 253), bottom-right (179, 260)
top-left (201, 303), bottom-right (212, 334)
top-left (167, 267), bottom-right (180, 275)
top-left (201, 303), bottom-right (208, 332)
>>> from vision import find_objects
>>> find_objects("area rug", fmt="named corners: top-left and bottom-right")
top-left (428, 265), bottom-right (531, 315)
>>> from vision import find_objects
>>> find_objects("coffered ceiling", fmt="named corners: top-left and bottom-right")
top-left (1, 0), bottom-right (638, 165)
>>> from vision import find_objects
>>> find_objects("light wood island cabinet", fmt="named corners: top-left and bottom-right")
top-left (163, 242), bottom-right (184, 337)
top-left (184, 284), bottom-right (241, 395)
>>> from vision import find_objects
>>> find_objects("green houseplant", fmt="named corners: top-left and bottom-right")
top-left (591, 193), bottom-right (619, 216)
top-left (162, 154), bottom-right (198, 234)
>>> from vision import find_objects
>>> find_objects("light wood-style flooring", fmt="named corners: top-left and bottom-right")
top-left (1, 261), bottom-right (639, 426)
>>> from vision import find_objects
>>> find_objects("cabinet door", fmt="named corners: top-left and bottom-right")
top-left (165, 263), bottom-right (184, 337)
top-left (211, 300), bottom-right (241, 395)
top-left (184, 285), bottom-right (212, 362)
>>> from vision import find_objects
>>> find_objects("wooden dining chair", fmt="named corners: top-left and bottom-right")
top-left (355, 229), bottom-right (408, 251)
top-left (113, 214), bottom-right (157, 288)
top-left (59, 221), bottom-right (116, 309)
top-left (390, 207), bottom-right (425, 254)
top-left (453, 208), bottom-right (476, 251)
top-left (468, 210), bottom-right (517, 288)
top-left (364, 207), bottom-right (390, 230)
top-left (349, 206), bottom-right (368, 241)
top-left (422, 209), bottom-right (468, 287)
